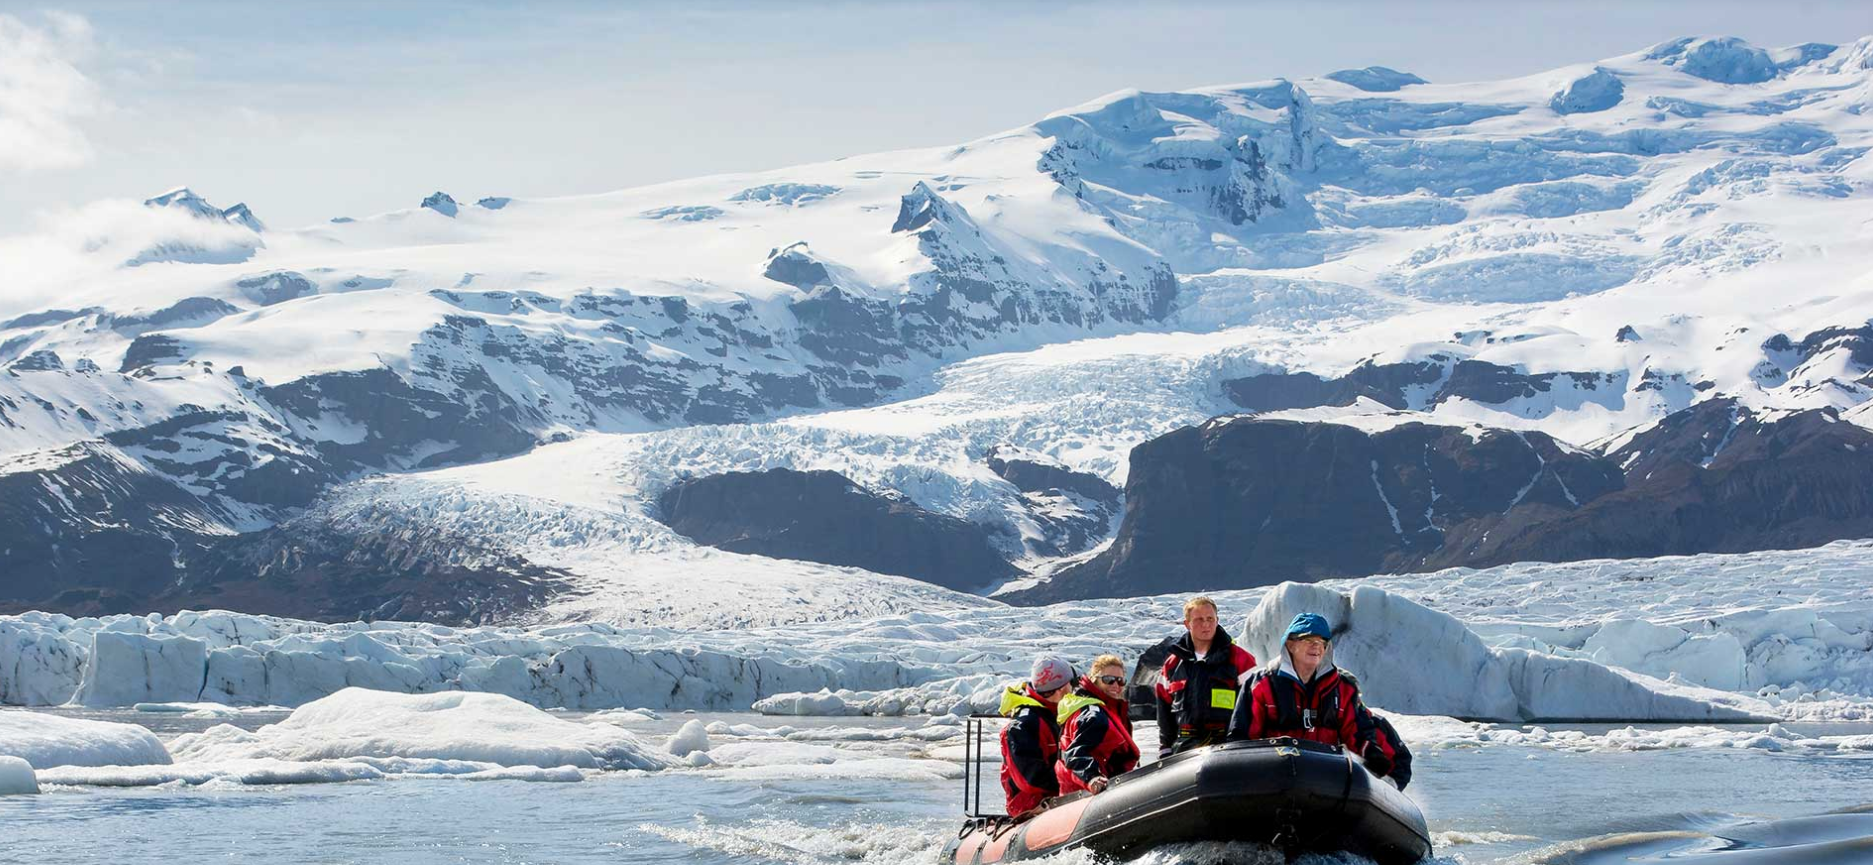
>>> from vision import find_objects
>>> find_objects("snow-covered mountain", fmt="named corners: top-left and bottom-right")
top-left (5, 35), bottom-right (1873, 623)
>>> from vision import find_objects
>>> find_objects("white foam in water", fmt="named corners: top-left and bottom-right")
top-left (0, 710), bottom-right (172, 769)
top-left (635, 817), bottom-right (953, 865)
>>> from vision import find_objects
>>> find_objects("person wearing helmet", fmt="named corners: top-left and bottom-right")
top-left (1226, 613), bottom-right (1397, 781)
top-left (999, 655), bottom-right (1073, 818)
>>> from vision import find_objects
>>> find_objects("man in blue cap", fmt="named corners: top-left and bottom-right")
top-left (1225, 612), bottom-right (1399, 783)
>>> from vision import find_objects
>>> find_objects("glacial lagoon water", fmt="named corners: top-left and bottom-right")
top-left (3, 711), bottom-right (1871, 865)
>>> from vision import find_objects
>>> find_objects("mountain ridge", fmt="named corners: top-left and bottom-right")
top-left (4, 34), bottom-right (1873, 621)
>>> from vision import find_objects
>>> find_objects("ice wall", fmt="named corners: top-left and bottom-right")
top-left (1240, 583), bottom-right (1769, 722)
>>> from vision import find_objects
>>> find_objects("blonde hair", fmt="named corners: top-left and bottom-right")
top-left (1091, 654), bottom-right (1125, 676)
top-left (1182, 596), bottom-right (1218, 619)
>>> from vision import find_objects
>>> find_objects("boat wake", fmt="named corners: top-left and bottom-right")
top-left (1515, 809), bottom-right (1873, 865)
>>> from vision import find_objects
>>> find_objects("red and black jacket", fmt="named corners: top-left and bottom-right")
top-left (998, 683), bottom-right (1061, 818)
top-left (1053, 678), bottom-right (1140, 795)
top-left (1226, 661), bottom-right (1394, 769)
top-left (1154, 627), bottom-right (1257, 757)
top-left (1372, 712), bottom-right (1413, 790)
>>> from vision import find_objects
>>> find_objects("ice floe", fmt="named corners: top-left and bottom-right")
top-left (0, 756), bottom-right (38, 795)
top-left (168, 688), bottom-right (674, 771)
top-left (1241, 582), bottom-right (1770, 722)
top-left (0, 710), bottom-right (171, 769)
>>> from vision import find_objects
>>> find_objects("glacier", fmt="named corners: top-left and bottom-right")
top-left (3, 543), bottom-right (1868, 729)
top-left (6, 35), bottom-right (1873, 622)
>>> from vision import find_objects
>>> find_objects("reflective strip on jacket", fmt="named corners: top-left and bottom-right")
top-left (998, 683), bottom-right (1060, 817)
top-left (1053, 679), bottom-right (1140, 794)
top-left (1153, 626), bottom-right (1256, 755)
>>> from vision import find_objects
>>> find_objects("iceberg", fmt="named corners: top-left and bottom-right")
top-left (0, 710), bottom-right (172, 769)
top-left (0, 756), bottom-right (38, 795)
top-left (167, 688), bottom-right (676, 771)
top-left (1240, 582), bottom-right (1768, 722)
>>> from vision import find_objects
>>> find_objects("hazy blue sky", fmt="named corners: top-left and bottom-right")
top-left (3, 1), bottom-right (1870, 233)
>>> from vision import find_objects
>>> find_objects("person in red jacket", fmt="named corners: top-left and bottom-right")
top-left (1226, 612), bottom-right (1396, 781)
top-left (1155, 597), bottom-right (1257, 758)
top-left (999, 655), bottom-right (1073, 818)
top-left (1054, 654), bottom-right (1141, 795)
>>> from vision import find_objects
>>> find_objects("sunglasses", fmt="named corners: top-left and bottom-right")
top-left (1096, 675), bottom-right (1126, 685)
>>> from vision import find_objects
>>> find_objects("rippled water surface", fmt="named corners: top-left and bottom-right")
top-left (4, 712), bottom-right (1871, 864)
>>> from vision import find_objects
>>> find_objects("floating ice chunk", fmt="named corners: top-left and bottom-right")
top-left (753, 689), bottom-right (859, 716)
top-left (1241, 582), bottom-right (1767, 722)
top-left (589, 708), bottom-right (660, 725)
top-left (133, 702), bottom-right (247, 719)
top-left (708, 741), bottom-right (846, 766)
top-left (665, 719), bottom-right (712, 757)
top-left (0, 756), bottom-right (37, 794)
top-left (702, 756), bottom-right (964, 783)
top-left (0, 711), bottom-right (171, 768)
top-left (167, 688), bottom-right (676, 771)
top-left (37, 757), bottom-right (385, 787)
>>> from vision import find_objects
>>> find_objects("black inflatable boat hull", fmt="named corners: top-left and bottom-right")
top-left (945, 738), bottom-right (1431, 865)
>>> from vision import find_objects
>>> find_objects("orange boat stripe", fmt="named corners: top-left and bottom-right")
top-left (980, 827), bottom-right (1014, 863)
top-left (954, 832), bottom-right (986, 865)
top-left (1023, 798), bottom-right (1091, 850)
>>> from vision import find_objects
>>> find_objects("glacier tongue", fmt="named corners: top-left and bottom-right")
top-left (12, 542), bottom-right (1870, 723)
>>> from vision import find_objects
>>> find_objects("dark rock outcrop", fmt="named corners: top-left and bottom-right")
top-left (1325, 66), bottom-right (1429, 92)
top-left (9, 350), bottom-right (64, 372)
top-left (657, 468), bottom-right (1019, 591)
top-left (1015, 418), bottom-right (1618, 602)
top-left (1012, 397), bottom-right (1873, 602)
top-left (236, 271), bottom-right (316, 306)
top-left (0, 443), bottom-right (222, 606)
top-left (1442, 399), bottom-right (1873, 566)
top-left (108, 297), bottom-right (239, 333)
top-left (2, 308), bottom-right (101, 331)
top-left (120, 334), bottom-right (185, 372)
top-left (763, 243), bottom-right (833, 288)
top-left (161, 518), bottom-right (573, 625)
top-left (987, 446), bottom-right (1122, 556)
top-left (260, 366), bottom-right (535, 470)
top-left (421, 192), bottom-right (459, 217)
top-left (0, 474), bottom-right (569, 625)
top-left (1223, 358), bottom-right (1618, 413)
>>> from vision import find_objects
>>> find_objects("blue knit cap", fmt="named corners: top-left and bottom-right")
top-left (1284, 612), bottom-right (1333, 641)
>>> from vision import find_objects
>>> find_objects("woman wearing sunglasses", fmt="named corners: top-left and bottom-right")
top-left (1054, 654), bottom-right (1142, 796)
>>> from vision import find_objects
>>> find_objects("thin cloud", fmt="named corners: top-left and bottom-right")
top-left (0, 10), bottom-right (103, 171)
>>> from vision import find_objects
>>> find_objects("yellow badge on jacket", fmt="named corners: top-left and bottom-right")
top-left (1210, 688), bottom-right (1237, 710)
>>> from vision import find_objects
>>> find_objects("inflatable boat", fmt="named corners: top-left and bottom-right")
top-left (945, 738), bottom-right (1432, 864)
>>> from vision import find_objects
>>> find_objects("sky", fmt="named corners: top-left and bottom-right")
top-left (1, 0), bottom-right (1871, 236)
